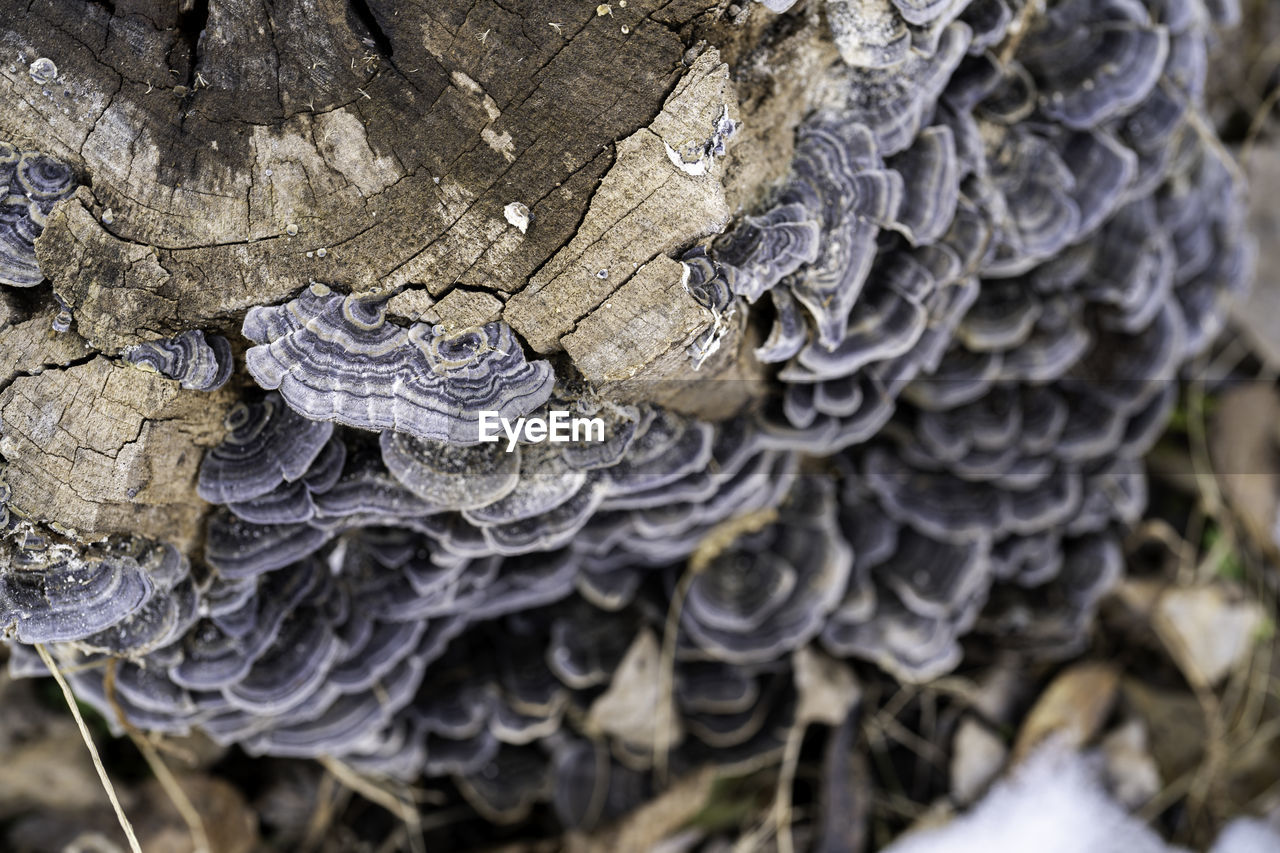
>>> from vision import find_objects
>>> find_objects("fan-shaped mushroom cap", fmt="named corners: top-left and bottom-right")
top-left (458, 746), bottom-right (553, 824)
top-left (197, 393), bottom-right (335, 505)
top-left (204, 512), bottom-right (332, 578)
top-left (962, 0), bottom-right (1014, 49)
top-left (380, 431), bottom-right (520, 510)
top-left (244, 285), bottom-right (554, 443)
top-left (1021, 0), bottom-right (1169, 129)
top-left (126, 330), bottom-right (234, 391)
top-left (755, 288), bottom-right (809, 364)
top-left (840, 23), bottom-right (971, 155)
top-left (826, 0), bottom-right (912, 68)
top-left (0, 146), bottom-right (75, 287)
top-left (892, 126), bottom-right (962, 246)
top-left (710, 203), bottom-right (822, 303)
top-left (0, 541), bottom-right (162, 643)
top-left (822, 589), bottom-right (973, 682)
top-left (680, 481), bottom-right (852, 664)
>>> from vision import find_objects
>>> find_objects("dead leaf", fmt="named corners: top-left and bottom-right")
top-left (1153, 585), bottom-right (1265, 687)
top-left (1209, 384), bottom-right (1280, 560)
top-left (0, 726), bottom-right (115, 817)
top-left (133, 775), bottom-right (259, 853)
top-left (565, 767), bottom-right (718, 853)
top-left (585, 628), bottom-right (682, 753)
top-left (951, 718), bottom-right (1008, 805)
top-left (1120, 679), bottom-right (1206, 783)
top-left (1012, 662), bottom-right (1120, 763)
top-left (64, 833), bottom-right (128, 853)
top-left (793, 645), bottom-right (861, 727)
top-left (1101, 719), bottom-right (1162, 809)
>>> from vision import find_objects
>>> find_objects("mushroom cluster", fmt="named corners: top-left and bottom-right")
top-left (0, 0), bottom-right (1253, 833)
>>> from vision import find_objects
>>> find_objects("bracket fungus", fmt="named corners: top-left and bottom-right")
top-left (244, 284), bottom-right (555, 444)
top-left (126, 330), bottom-right (234, 391)
top-left (0, 142), bottom-right (75, 287)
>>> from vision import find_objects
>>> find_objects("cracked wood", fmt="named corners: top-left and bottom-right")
top-left (4, 0), bottom-right (703, 354)
top-left (0, 0), bottom-right (831, 547)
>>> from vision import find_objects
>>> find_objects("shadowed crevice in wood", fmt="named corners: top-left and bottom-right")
top-left (174, 0), bottom-right (210, 90)
top-left (346, 0), bottom-right (394, 59)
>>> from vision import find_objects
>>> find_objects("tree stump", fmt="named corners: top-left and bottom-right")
top-left (1, 0), bottom-right (824, 547)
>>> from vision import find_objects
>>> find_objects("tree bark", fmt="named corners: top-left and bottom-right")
top-left (0, 0), bottom-right (828, 546)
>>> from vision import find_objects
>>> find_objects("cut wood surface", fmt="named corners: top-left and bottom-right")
top-left (0, 0), bottom-right (831, 540)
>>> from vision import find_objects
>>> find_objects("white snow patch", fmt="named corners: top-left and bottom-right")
top-left (882, 743), bottom-right (1279, 853)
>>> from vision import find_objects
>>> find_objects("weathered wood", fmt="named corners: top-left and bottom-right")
top-left (8, 0), bottom-right (698, 347)
top-left (0, 0), bottom-right (836, 543)
top-left (0, 358), bottom-right (232, 550)
top-left (503, 51), bottom-right (734, 354)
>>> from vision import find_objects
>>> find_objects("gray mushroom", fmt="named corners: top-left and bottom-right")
top-left (839, 23), bottom-right (970, 156)
top-left (707, 203), bottom-right (822, 303)
top-left (197, 394), bottom-right (335, 505)
top-left (244, 284), bottom-right (554, 443)
top-left (0, 145), bottom-right (76, 287)
top-left (79, 545), bottom-right (197, 657)
top-left (679, 480), bottom-right (852, 664)
top-left (204, 512), bottom-right (332, 578)
top-left (0, 541), bottom-right (157, 643)
top-left (126, 330), bottom-right (234, 391)
top-left (458, 746), bottom-right (553, 824)
top-left (310, 440), bottom-right (441, 529)
top-left (782, 121), bottom-right (904, 348)
top-left (890, 126), bottom-right (961, 245)
top-left (381, 430), bottom-right (520, 510)
top-left (226, 435), bottom-right (347, 525)
top-left (224, 607), bottom-right (343, 714)
top-left (826, 0), bottom-right (911, 68)
top-left (754, 288), bottom-right (809, 364)
top-left (602, 411), bottom-right (715, 500)
top-left (0, 0), bottom-right (1254, 828)
top-left (551, 738), bottom-right (649, 831)
top-left (893, 0), bottom-right (969, 25)
top-left (169, 560), bottom-right (324, 691)
top-left (1021, 0), bottom-right (1169, 129)
top-left (961, 0), bottom-right (1014, 50)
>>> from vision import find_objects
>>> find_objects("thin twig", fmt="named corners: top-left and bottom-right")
top-left (319, 757), bottom-right (426, 853)
top-left (655, 567), bottom-right (694, 785)
top-left (773, 723), bottom-right (805, 853)
top-left (998, 0), bottom-right (1045, 65)
top-left (1241, 84), bottom-right (1280, 169)
top-left (301, 771), bottom-right (347, 853)
top-left (104, 660), bottom-right (211, 853)
top-left (657, 507), bottom-right (779, 783)
top-left (35, 644), bottom-right (142, 853)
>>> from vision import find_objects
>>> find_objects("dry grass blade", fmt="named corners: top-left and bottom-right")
top-left (34, 643), bottom-right (142, 853)
top-left (656, 567), bottom-right (693, 785)
top-left (572, 766), bottom-right (718, 853)
top-left (772, 721), bottom-right (809, 853)
top-left (997, 0), bottom-right (1045, 65)
top-left (319, 756), bottom-right (426, 853)
top-left (1241, 85), bottom-right (1280, 168)
top-left (103, 660), bottom-right (212, 853)
top-left (301, 771), bottom-right (347, 853)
